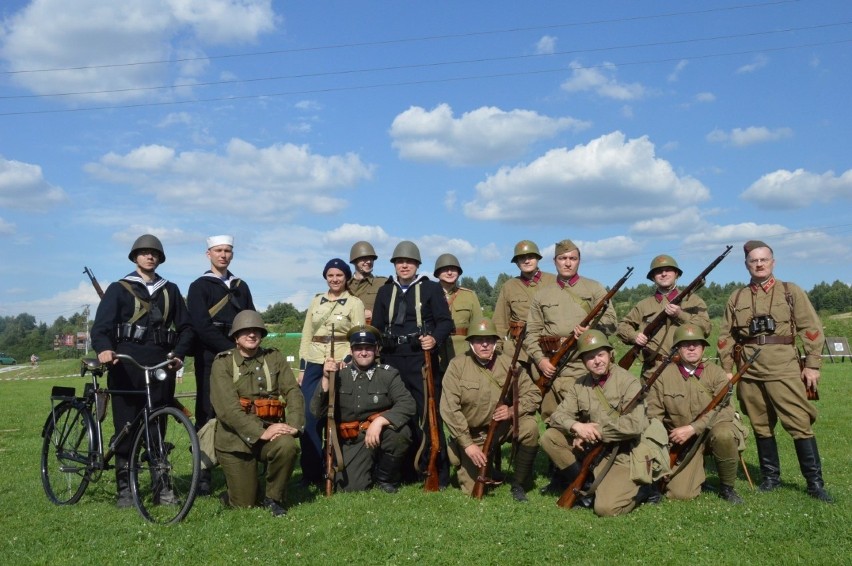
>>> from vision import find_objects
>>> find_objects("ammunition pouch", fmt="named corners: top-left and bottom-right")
top-left (116, 322), bottom-right (147, 343)
top-left (538, 335), bottom-right (564, 357)
top-left (337, 412), bottom-right (382, 441)
top-left (212, 321), bottom-right (231, 336)
top-left (152, 328), bottom-right (177, 348)
top-left (509, 321), bottom-right (526, 340)
top-left (239, 397), bottom-right (285, 421)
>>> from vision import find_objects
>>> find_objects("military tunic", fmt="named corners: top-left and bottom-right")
top-left (310, 362), bottom-right (415, 492)
top-left (440, 351), bottom-right (541, 493)
top-left (492, 270), bottom-right (557, 363)
top-left (211, 347), bottom-right (304, 507)
top-left (616, 290), bottom-right (711, 378)
top-left (647, 361), bottom-right (745, 500)
top-left (347, 274), bottom-right (388, 321)
top-left (540, 365), bottom-right (646, 517)
top-left (439, 286), bottom-right (483, 372)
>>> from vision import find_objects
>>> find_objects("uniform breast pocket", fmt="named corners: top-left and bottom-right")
top-left (508, 297), bottom-right (529, 313)
top-left (366, 384), bottom-right (389, 407)
top-left (662, 392), bottom-right (688, 420)
top-left (539, 300), bottom-right (562, 316)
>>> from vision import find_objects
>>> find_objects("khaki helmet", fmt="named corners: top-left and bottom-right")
top-left (349, 241), bottom-right (378, 263)
top-left (433, 253), bottom-right (462, 278)
top-left (511, 240), bottom-right (542, 263)
top-left (575, 329), bottom-right (614, 356)
top-left (672, 323), bottom-right (709, 347)
top-left (646, 254), bottom-right (683, 281)
top-left (465, 317), bottom-right (500, 341)
top-left (128, 234), bottom-right (166, 263)
top-left (347, 324), bottom-right (381, 346)
top-left (229, 310), bottom-right (268, 338)
top-left (390, 240), bottom-right (421, 264)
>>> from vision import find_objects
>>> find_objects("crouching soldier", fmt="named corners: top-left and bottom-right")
top-left (540, 330), bottom-right (650, 517)
top-left (440, 318), bottom-right (541, 501)
top-left (648, 324), bottom-right (747, 503)
top-left (311, 325), bottom-right (415, 493)
top-left (210, 310), bottom-right (304, 516)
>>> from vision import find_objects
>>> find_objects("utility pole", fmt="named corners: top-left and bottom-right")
top-left (82, 304), bottom-right (90, 356)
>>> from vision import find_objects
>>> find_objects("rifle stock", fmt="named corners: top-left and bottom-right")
top-left (325, 325), bottom-right (338, 497)
top-left (535, 267), bottom-right (633, 394)
top-left (618, 246), bottom-right (733, 370)
top-left (84, 266), bottom-right (105, 299)
top-left (557, 346), bottom-right (678, 508)
top-left (423, 348), bottom-right (441, 492)
top-left (471, 326), bottom-right (526, 499)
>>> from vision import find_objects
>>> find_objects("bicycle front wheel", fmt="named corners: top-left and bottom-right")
top-left (41, 402), bottom-right (95, 505)
top-left (129, 406), bottom-right (200, 524)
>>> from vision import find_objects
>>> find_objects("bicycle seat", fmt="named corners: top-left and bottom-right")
top-left (81, 358), bottom-right (105, 377)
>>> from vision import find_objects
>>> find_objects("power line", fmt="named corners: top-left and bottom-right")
top-left (0, 0), bottom-right (802, 75)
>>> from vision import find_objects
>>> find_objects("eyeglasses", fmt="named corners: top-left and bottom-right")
top-left (747, 258), bottom-right (773, 265)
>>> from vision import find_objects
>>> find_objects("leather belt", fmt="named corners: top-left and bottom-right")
top-left (451, 328), bottom-right (468, 336)
top-left (740, 335), bottom-right (794, 345)
top-left (311, 336), bottom-right (347, 343)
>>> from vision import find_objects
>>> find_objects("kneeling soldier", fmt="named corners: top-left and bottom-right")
top-left (540, 330), bottom-right (647, 517)
top-left (647, 324), bottom-right (747, 503)
top-left (211, 310), bottom-right (304, 516)
top-left (440, 318), bottom-right (541, 501)
top-left (311, 325), bottom-right (415, 493)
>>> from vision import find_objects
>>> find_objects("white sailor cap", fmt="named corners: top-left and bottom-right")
top-left (207, 235), bottom-right (234, 249)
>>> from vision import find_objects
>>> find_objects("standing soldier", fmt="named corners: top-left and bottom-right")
top-left (617, 254), bottom-right (711, 381)
top-left (540, 330), bottom-right (648, 516)
top-left (310, 325), bottom-right (416, 493)
top-left (440, 318), bottom-right (541, 501)
top-left (187, 234), bottom-right (255, 495)
top-left (647, 324), bottom-right (747, 503)
top-left (90, 234), bottom-right (194, 508)
top-left (371, 240), bottom-right (454, 486)
top-left (492, 240), bottom-right (556, 372)
top-left (717, 240), bottom-right (831, 502)
top-left (210, 310), bottom-right (304, 516)
top-left (347, 241), bottom-right (388, 325)
top-left (434, 253), bottom-right (482, 372)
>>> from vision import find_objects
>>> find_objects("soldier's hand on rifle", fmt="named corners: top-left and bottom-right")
top-left (492, 404), bottom-right (511, 422)
top-left (419, 334), bottom-right (436, 351)
top-left (537, 358), bottom-right (556, 379)
top-left (364, 416), bottom-right (390, 449)
top-left (573, 324), bottom-right (589, 339)
top-left (464, 444), bottom-right (488, 468)
top-left (322, 358), bottom-right (338, 375)
top-left (668, 424), bottom-right (696, 446)
top-left (635, 333), bottom-right (649, 347)
top-left (663, 303), bottom-right (682, 318)
top-left (571, 422), bottom-right (602, 446)
top-left (98, 350), bottom-right (119, 365)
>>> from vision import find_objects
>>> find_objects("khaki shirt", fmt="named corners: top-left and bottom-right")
top-left (616, 291), bottom-right (711, 362)
top-left (647, 361), bottom-right (735, 436)
top-left (347, 274), bottom-right (388, 315)
top-left (440, 352), bottom-right (541, 449)
top-left (440, 286), bottom-right (482, 368)
top-left (717, 279), bottom-right (824, 378)
top-left (493, 272), bottom-right (557, 362)
top-left (210, 348), bottom-right (305, 453)
top-left (524, 276), bottom-right (617, 378)
top-left (299, 291), bottom-right (365, 364)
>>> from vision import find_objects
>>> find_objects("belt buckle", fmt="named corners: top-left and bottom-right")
top-left (395, 336), bottom-right (407, 345)
top-left (756, 335), bottom-right (767, 345)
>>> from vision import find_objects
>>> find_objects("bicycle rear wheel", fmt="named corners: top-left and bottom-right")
top-left (129, 406), bottom-right (200, 524)
top-left (41, 402), bottom-right (95, 505)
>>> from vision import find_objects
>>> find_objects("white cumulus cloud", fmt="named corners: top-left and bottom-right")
top-left (390, 103), bottom-right (589, 166)
top-left (561, 61), bottom-right (646, 100)
top-left (741, 168), bottom-right (852, 210)
top-left (706, 126), bottom-right (793, 147)
top-left (0, 155), bottom-right (67, 211)
top-left (536, 35), bottom-right (557, 55)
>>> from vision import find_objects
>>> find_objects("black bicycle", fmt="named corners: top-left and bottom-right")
top-left (40, 353), bottom-right (200, 524)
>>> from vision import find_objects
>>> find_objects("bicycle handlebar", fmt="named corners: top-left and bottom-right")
top-left (114, 353), bottom-right (175, 373)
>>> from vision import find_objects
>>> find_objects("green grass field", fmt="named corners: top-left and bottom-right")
top-left (0, 345), bottom-right (849, 565)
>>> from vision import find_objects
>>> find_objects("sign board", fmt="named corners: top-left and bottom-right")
top-left (823, 336), bottom-right (851, 363)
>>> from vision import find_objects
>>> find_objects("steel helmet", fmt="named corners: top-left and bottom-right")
top-left (672, 323), bottom-right (709, 347)
top-left (349, 241), bottom-right (378, 263)
top-left (433, 253), bottom-right (463, 277)
top-left (511, 240), bottom-right (542, 263)
top-left (128, 234), bottom-right (166, 263)
top-left (390, 240), bottom-right (422, 264)
top-left (465, 318), bottom-right (500, 341)
top-left (229, 310), bottom-right (268, 338)
top-left (347, 324), bottom-right (381, 346)
top-left (646, 254), bottom-right (683, 281)
top-left (575, 329), bottom-right (614, 356)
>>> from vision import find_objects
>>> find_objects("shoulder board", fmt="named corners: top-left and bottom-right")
top-left (262, 347), bottom-right (279, 354)
top-left (458, 286), bottom-right (474, 293)
top-left (381, 364), bottom-right (392, 370)
top-left (215, 350), bottom-right (233, 359)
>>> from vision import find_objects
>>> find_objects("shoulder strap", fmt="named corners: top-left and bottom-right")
top-left (593, 384), bottom-right (619, 420)
top-left (231, 354), bottom-right (273, 391)
top-left (119, 281), bottom-right (150, 324)
top-left (208, 294), bottom-right (230, 318)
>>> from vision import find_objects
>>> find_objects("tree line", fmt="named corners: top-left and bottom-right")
top-left (2, 279), bottom-right (850, 361)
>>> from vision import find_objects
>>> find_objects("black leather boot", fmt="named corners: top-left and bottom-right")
top-left (115, 456), bottom-right (133, 508)
top-left (539, 463), bottom-right (578, 496)
top-left (718, 485), bottom-right (744, 504)
top-left (755, 436), bottom-right (781, 491)
top-left (794, 437), bottom-right (833, 503)
top-left (510, 446), bottom-right (538, 502)
top-left (373, 453), bottom-right (404, 494)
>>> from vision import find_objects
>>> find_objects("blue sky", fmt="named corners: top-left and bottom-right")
top-left (1, 0), bottom-right (851, 323)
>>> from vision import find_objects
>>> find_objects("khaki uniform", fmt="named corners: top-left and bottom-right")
top-left (439, 286), bottom-right (483, 372)
top-left (647, 361), bottom-right (746, 500)
top-left (717, 279), bottom-right (822, 438)
top-left (347, 274), bottom-right (388, 320)
top-left (616, 291), bottom-right (711, 379)
top-left (310, 362), bottom-right (415, 492)
top-left (492, 271), bottom-right (557, 363)
top-left (299, 291), bottom-right (366, 364)
top-left (540, 365), bottom-right (646, 517)
top-left (440, 351), bottom-right (541, 494)
top-left (524, 276), bottom-right (617, 415)
top-left (211, 348), bottom-right (305, 507)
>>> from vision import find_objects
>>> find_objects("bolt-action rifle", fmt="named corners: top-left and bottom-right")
top-left (422, 344), bottom-right (441, 492)
top-left (618, 246), bottom-right (732, 370)
top-left (325, 324), bottom-right (343, 496)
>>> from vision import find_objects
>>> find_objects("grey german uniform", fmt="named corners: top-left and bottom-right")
top-left (310, 362), bottom-right (415, 492)
top-left (647, 361), bottom-right (746, 500)
top-left (439, 286), bottom-right (483, 372)
top-left (347, 274), bottom-right (388, 322)
top-left (717, 278), bottom-right (823, 438)
top-left (540, 365), bottom-right (646, 517)
top-left (210, 348), bottom-right (305, 507)
top-left (616, 290), bottom-right (711, 379)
